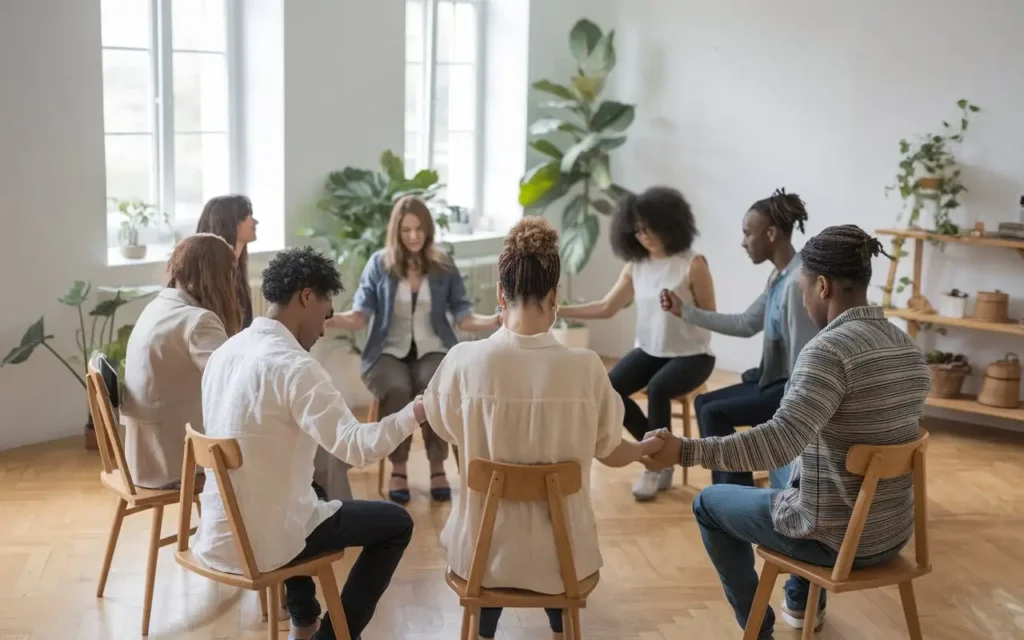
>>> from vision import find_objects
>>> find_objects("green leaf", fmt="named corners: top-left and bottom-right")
top-left (58, 281), bottom-right (91, 307)
top-left (532, 80), bottom-right (576, 100)
top-left (529, 118), bottom-right (583, 137)
top-left (1, 317), bottom-right (47, 366)
top-left (524, 173), bottom-right (583, 214)
top-left (540, 99), bottom-right (581, 111)
top-left (591, 155), bottom-right (612, 190)
top-left (595, 136), bottom-right (627, 151)
top-left (571, 75), bottom-right (604, 102)
top-left (591, 198), bottom-right (614, 215)
top-left (560, 134), bottom-right (604, 173)
top-left (379, 150), bottom-right (405, 183)
top-left (518, 161), bottom-right (562, 207)
top-left (89, 296), bottom-right (129, 318)
top-left (589, 31), bottom-right (616, 73)
top-left (530, 140), bottom-right (564, 159)
top-left (97, 285), bottom-right (161, 303)
top-left (899, 276), bottom-right (911, 285)
top-left (403, 169), bottom-right (440, 191)
top-left (569, 19), bottom-right (603, 66)
top-left (591, 101), bottom-right (634, 132)
top-left (968, 104), bottom-right (981, 112)
top-left (956, 99), bottom-right (968, 109)
top-left (561, 194), bottom-right (588, 231)
top-left (560, 212), bottom-right (600, 275)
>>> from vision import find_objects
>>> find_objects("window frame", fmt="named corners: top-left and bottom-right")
top-left (406, 0), bottom-right (487, 216)
top-left (102, 0), bottom-right (244, 248)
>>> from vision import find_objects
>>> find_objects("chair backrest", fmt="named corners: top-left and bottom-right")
top-left (832, 429), bottom-right (930, 581)
top-left (177, 425), bottom-right (260, 579)
top-left (86, 361), bottom-right (136, 496)
top-left (464, 459), bottom-right (583, 598)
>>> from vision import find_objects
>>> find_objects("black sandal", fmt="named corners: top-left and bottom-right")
top-left (430, 472), bottom-right (451, 502)
top-left (388, 473), bottom-right (411, 505)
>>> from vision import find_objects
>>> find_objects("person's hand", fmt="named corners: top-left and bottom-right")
top-left (413, 395), bottom-right (427, 424)
top-left (491, 313), bottom-right (503, 329)
top-left (640, 429), bottom-right (683, 470)
top-left (639, 434), bottom-right (665, 457)
top-left (659, 289), bottom-right (682, 317)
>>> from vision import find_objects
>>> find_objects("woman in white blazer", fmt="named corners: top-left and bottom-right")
top-left (121, 233), bottom-right (242, 489)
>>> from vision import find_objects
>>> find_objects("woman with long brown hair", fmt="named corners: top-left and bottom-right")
top-left (121, 234), bottom-right (241, 489)
top-left (329, 196), bottom-right (500, 504)
top-left (196, 194), bottom-right (259, 328)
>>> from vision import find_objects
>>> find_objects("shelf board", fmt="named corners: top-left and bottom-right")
top-left (876, 228), bottom-right (1024, 251)
top-left (885, 308), bottom-right (1024, 336)
top-left (926, 394), bottom-right (1024, 422)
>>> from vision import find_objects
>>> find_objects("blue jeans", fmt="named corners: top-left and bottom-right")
top-left (692, 485), bottom-right (904, 638)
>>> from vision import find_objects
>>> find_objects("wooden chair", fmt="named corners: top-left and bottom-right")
top-left (445, 460), bottom-right (600, 640)
top-left (743, 430), bottom-right (931, 640)
top-left (86, 365), bottom-right (201, 637)
top-left (175, 426), bottom-right (352, 640)
top-left (635, 382), bottom-right (706, 486)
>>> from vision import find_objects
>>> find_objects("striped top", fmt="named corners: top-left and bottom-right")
top-left (682, 306), bottom-right (930, 557)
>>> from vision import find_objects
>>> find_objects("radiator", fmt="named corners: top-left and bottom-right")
top-left (250, 279), bottom-right (270, 318)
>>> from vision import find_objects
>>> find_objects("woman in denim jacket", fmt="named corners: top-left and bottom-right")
top-left (329, 196), bottom-right (500, 503)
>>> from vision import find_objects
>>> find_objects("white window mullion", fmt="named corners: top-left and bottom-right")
top-left (424, 0), bottom-right (440, 169)
top-left (472, 0), bottom-right (486, 214)
top-left (225, 0), bottom-right (244, 193)
top-left (156, 0), bottom-right (176, 221)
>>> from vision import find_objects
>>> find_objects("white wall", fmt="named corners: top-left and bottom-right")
top-left (585, 0), bottom-right (1024, 428)
top-left (0, 0), bottom-right (407, 449)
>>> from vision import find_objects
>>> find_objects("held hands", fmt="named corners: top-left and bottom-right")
top-left (413, 395), bottom-right (427, 424)
top-left (659, 289), bottom-right (683, 317)
top-left (640, 429), bottom-right (683, 470)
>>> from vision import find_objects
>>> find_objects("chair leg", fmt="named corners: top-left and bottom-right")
top-left (96, 498), bottom-right (127, 597)
top-left (572, 608), bottom-right (583, 639)
top-left (682, 399), bottom-right (692, 486)
top-left (267, 582), bottom-right (280, 640)
top-left (259, 588), bottom-right (268, 621)
top-left (377, 459), bottom-right (387, 498)
top-left (141, 505), bottom-right (164, 636)
top-left (460, 607), bottom-right (471, 640)
top-left (468, 607), bottom-right (480, 640)
top-left (317, 566), bottom-right (351, 640)
top-left (899, 580), bottom-right (924, 640)
top-left (802, 584), bottom-right (822, 640)
top-left (742, 561), bottom-right (780, 640)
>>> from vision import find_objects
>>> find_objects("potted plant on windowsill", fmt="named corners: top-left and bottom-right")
top-left (113, 198), bottom-right (168, 260)
top-left (0, 282), bottom-right (159, 449)
top-left (518, 18), bottom-right (635, 349)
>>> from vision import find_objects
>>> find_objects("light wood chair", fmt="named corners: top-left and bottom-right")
top-left (445, 460), bottom-right (599, 640)
top-left (86, 365), bottom-right (201, 637)
top-left (743, 430), bottom-right (932, 640)
top-left (175, 426), bottom-right (352, 640)
top-left (636, 382), bottom-right (707, 486)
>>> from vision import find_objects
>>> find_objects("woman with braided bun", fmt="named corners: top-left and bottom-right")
top-left (421, 217), bottom-right (664, 640)
top-left (644, 225), bottom-right (929, 637)
top-left (661, 188), bottom-right (819, 488)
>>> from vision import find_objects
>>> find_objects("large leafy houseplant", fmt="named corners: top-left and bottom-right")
top-left (519, 19), bottom-right (635, 301)
top-left (298, 150), bottom-right (451, 352)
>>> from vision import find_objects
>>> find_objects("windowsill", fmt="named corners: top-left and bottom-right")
top-left (440, 229), bottom-right (507, 244)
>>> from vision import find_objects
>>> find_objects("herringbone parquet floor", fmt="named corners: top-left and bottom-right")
top-left (3, 392), bottom-right (1024, 638)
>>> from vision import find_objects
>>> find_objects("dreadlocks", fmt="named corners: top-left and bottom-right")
top-left (801, 225), bottom-right (892, 288)
top-left (750, 188), bottom-right (808, 235)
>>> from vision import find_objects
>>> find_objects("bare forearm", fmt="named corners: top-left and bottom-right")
top-left (457, 313), bottom-right (499, 333)
top-left (598, 439), bottom-right (646, 467)
top-left (559, 301), bottom-right (613, 320)
top-left (329, 310), bottom-right (369, 331)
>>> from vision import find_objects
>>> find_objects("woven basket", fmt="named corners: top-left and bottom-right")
top-left (929, 364), bottom-right (971, 399)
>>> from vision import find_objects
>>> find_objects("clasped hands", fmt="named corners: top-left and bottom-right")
top-left (638, 429), bottom-right (683, 471)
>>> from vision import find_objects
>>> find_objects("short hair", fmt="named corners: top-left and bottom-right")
top-left (261, 247), bottom-right (344, 304)
top-left (610, 186), bottom-right (698, 261)
top-left (749, 188), bottom-right (808, 236)
top-left (801, 225), bottom-right (890, 288)
top-left (498, 217), bottom-right (560, 305)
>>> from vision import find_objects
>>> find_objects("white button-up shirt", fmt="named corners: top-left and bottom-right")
top-left (192, 317), bottom-right (420, 574)
top-left (422, 327), bottom-right (625, 594)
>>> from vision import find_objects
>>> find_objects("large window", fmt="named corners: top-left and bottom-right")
top-left (405, 0), bottom-right (483, 213)
top-left (101, 0), bottom-right (238, 244)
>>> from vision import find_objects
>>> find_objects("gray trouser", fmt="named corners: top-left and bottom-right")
top-left (362, 352), bottom-right (448, 464)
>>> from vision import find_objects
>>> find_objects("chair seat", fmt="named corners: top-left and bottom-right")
top-left (445, 567), bottom-right (600, 608)
top-left (756, 546), bottom-right (932, 593)
top-left (175, 548), bottom-right (348, 590)
top-left (99, 471), bottom-right (198, 507)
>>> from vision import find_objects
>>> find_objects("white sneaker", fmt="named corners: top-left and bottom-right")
top-left (632, 468), bottom-right (673, 501)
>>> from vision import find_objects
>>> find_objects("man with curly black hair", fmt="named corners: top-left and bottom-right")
top-left (193, 247), bottom-right (427, 640)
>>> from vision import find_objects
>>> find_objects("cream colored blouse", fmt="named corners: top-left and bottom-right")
top-left (422, 326), bottom-right (625, 594)
top-left (121, 289), bottom-right (228, 489)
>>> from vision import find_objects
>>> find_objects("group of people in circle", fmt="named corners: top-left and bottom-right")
top-left (115, 184), bottom-right (930, 640)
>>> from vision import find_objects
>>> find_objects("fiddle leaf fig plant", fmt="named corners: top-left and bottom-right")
top-left (519, 18), bottom-right (634, 300)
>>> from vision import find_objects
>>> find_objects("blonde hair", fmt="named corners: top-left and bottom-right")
top-left (384, 196), bottom-right (447, 278)
top-left (167, 233), bottom-right (242, 336)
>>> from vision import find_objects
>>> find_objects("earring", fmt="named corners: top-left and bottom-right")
top-left (495, 304), bottom-right (504, 313)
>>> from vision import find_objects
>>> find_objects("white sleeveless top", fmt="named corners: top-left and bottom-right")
top-left (631, 251), bottom-right (712, 358)
top-left (381, 278), bottom-right (447, 359)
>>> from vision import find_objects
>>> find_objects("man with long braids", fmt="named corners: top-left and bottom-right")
top-left (661, 188), bottom-right (819, 488)
top-left (645, 225), bottom-right (930, 638)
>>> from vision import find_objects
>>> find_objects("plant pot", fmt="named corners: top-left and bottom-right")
top-left (938, 292), bottom-right (968, 318)
top-left (552, 325), bottom-right (589, 349)
top-left (917, 176), bottom-right (941, 191)
top-left (928, 363), bottom-right (970, 399)
top-left (120, 244), bottom-right (148, 260)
